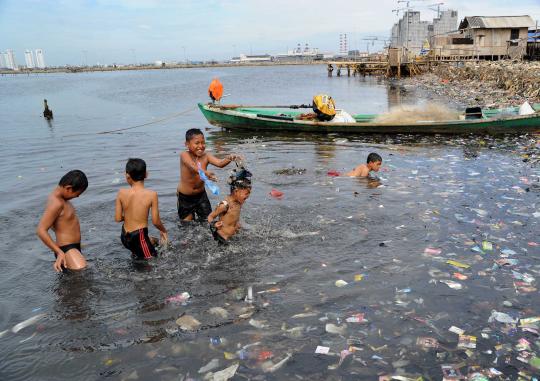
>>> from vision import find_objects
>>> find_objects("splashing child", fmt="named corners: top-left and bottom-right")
top-left (207, 168), bottom-right (252, 245)
top-left (177, 128), bottom-right (241, 222)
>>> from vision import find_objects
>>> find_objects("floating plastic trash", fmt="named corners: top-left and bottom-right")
top-left (269, 189), bottom-right (284, 198)
top-left (197, 162), bottom-right (219, 195)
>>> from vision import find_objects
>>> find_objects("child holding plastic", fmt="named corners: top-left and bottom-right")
top-left (176, 128), bottom-right (240, 222)
top-left (207, 167), bottom-right (252, 245)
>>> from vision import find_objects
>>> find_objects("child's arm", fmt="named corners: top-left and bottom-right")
top-left (35, 198), bottom-right (66, 272)
top-left (207, 202), bottom-right (228, 226)
top-left (181, 151), bottom-right (217, 181)
top-left (114, 191), bottom-right (124, 223)
top-left (207, 153), bottom-right (241, 168)
top-left (151, 192), bottom-right (168, 243)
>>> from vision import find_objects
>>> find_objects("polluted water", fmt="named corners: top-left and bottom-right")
top-left (0, 66), bottom-right (539, 380)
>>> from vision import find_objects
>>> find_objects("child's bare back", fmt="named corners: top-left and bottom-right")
top-left (116, 187), bottom-right (157, 232)
top-left (115, 158), bottom-right (168, 260)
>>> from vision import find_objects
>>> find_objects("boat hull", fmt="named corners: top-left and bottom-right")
top-left (198, 103), bottom-right (540, 135)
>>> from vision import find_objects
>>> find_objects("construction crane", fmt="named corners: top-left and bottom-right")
top-left (427, 2), bottom-right (445, 18)
top-left (361, 37), bottom-right (391, 54)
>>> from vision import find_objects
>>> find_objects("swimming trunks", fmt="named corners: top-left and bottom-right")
top-left (55, 243), bottom-right (81, 258)
top-left (177, 190), bottom-right (212, 222)
top-left (210, 222), bottom-right (229, 245)
top-left (120, 226), bottom-right (157, 260)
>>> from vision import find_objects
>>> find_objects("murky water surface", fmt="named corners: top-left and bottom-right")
top-left (0, 66), bottom-right (539, 380)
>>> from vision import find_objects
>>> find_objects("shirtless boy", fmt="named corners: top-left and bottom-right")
top-left (345, 152), bottom-right (383, 177)
top-left (207, 167), bottom-right (252, 244)
top-left (115, 158), bottom-right (168, 260)
top-left (36, 170), bottom-right (88, 272)
top-left (177, 128), bottom-right (240, 222)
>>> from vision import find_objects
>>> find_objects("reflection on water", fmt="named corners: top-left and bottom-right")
top-left (0, 66), bottom-right (538, 380)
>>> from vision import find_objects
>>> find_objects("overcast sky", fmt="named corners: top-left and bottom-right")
top-left (1, 0), bottom-right (539, 66)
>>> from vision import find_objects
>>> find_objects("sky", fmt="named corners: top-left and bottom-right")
top-left (1, 0), bottom-right (539, 66)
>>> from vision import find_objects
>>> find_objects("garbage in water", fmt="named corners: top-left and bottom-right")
top-left (165, 292), bottom-right (190, 304)
top-left (11, 314), bottom-right (46, 334)
top-left (269, 189), bottom-right (284, 199)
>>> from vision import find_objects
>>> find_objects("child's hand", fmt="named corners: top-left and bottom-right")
top-left (160, 231), bottom-right (169, 246)
top-left (205, 170), bottom-right (217, 181)
top-left (54, 252), bottom-right (66, 272)
top-left (215, 221), bottom-right (223, 229)
top-left (228, 154), bottom-right (244, 163)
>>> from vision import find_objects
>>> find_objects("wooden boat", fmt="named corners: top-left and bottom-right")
top-left (198, 103), bottom-right (540, 135)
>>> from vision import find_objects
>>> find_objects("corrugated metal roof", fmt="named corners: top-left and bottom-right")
top-left (459, 16), bottom-right (535, 29)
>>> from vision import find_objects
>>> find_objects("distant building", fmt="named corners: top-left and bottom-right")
top-left (230, 54), bottom-right (272, 63)
top-left (428, 10), bottom-right (459, 45)
top-left (25, 50), bottom-right (35, 68)
top-left (5, 49), bottom-right (17, 70)
top-left (431, 15), bottom-right (535, 60)
top-left (35, 49), bottom-right (46, 68)
top-left (339, 34), bottom-right (348, 56)
top-left (391, 10), bottom-right (458, 55)
top-left (0, 52), bottom-right (5, 68)
top-left (274, 43), bottom-right (323, 63)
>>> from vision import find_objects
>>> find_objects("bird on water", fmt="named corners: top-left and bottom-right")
top-left (43, 99), bottom-right (53, 120)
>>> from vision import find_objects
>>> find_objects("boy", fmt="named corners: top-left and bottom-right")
top-left (36, 170), bottom-right (88, 272)
top-left (345, 152), bottom-right (382, 177)
top-left (115, 158), bottom-right (168, 260)
top-left (207, 168), bottom-right (252, 244)
top-left (177, 128), bottom-right (240, 222)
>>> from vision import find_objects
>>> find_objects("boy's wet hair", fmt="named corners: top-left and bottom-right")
top-left (126, 158), bottom-right (146, 182)
top-left (367, 152), bottom-right (382, 164)
top-left (59, 170), bottom-right (88, 192)
top-left (228, 167), bottom-right (252, 192)
top-left (186, 128), bottom-right (204, 142)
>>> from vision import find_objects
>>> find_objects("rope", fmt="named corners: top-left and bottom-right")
top-left (62, 106), bottom-right (197, 138)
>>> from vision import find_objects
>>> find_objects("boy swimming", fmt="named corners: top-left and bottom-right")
top-left (345, 152), bottom-right (382, 177)
top-left (36, 170), bottom-right (89, 272)
top-left (115, 158), bottom-right (168, 260)
top-left (177, 128), bottom-right (240, 222)
top-left (207, 167), bottom-right (252, 244)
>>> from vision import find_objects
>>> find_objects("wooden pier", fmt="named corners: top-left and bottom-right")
top-left (327, 47), bottom-right (484, 78)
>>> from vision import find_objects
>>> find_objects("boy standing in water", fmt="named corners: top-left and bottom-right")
top-left (36, 170), bottom-right (89, 272)
top-left (345, 152), bottom-right (383, 177)
top-left (115, 158), bottom-right (168, 260)
top-left (207, 168), bottom-right (252, 244)
top-left (177, 128), bottom-right (240, 222)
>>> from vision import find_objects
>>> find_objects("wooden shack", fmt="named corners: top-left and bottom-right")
top-left (430, 15), bottom-right (535, 60)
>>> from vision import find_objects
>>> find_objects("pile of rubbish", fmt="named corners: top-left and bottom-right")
top-left (409, 61), bottom-right (540, 108)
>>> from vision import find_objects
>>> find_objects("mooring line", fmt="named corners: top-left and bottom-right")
top-left (61, 106), bottom-right (197, 138)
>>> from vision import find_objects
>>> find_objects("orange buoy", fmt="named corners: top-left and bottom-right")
top-left (208, 78), bottom-right (224, 102)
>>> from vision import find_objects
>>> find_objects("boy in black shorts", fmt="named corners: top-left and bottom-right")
top-left (176, 128), bottom-right (240, 222)
top-left (115, 158), bottom-right (168, 259)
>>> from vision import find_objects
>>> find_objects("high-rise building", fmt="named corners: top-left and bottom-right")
top-left (339, 34), bottom-right (348, 55)
top-left (6, 49), bottom-right (17, 70)
top-left (25, 49), bottom-right (35, 68)
top-left (0, 52), bottom-right (5, 68)
top-left (35, 49), bottom-right (46, 68)
top-left (390, 9), bottom-right (457, 54)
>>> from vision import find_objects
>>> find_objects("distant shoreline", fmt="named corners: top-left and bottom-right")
top-left (0, 61), bottom-right (326, 75)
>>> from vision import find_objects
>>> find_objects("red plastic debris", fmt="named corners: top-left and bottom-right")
top-left (270, 189), bottom-right (284, 198)
top-left (327, 170), bottom-right (340, 177)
